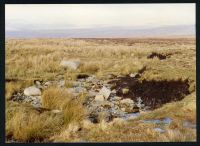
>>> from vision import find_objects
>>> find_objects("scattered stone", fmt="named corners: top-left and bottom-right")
top-left (111, 89), bottom-right (117, 94)
top-left (60, 60), bottom-right (80, 70)
top-left (129, 73), bottom-right (137, 78)
top-left (120, 98), bottom-right (134, 105)
top-left (51, 109), bottom-right (62, 114)
top-left (95, 95), bottom-right (105, 102)
top-left (101, 101), bottom-right (113, 109)
top-left (98, 86), bottom-right (111, 100)
top-left (86, 75), bottom-right (96, 82)
top-left (121, 108), bottom-right (126, 112)
top-left (154, 127), bottom-right (165, 133)
top-left (113, 96), bottom-right (122, 101)
top-left (57, 80), bottom-right (65, 87)
top-left (88, 90), bottom-right (98, 97)
top-left (75, 87), bottom-right (87, 93)
top-left (34, 80), bottom-right (41, 86)
top-left (120, 98), bottom-right (139, 113)
top-left (136, 97), bottom-right (145, 109)
top-left (24, 86), bottom-right (41, 96)
top-left (44, 81), bottom-right (53, 87)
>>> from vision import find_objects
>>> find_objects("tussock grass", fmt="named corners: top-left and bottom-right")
top-left (42, 87), bottom-right (72, 110)
top-left (6, 101), bottom-right (64, 142)
top-left (79, 62), bottom-right (100, 74)
top-left (158, 129), bottom-right (196, 142)
top-left (42, 87), bottom-right (85, 125)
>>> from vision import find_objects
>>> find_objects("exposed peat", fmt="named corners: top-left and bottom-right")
top-left (109, 76), bottom-right (190, 110)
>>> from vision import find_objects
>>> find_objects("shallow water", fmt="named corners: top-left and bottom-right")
top-left (154, 127), bottom-right (165, 133)
top-left (121, 112), bottom-right (140, 120)
top-left (183, 121), bottom-right (196, 129)
top-left (142, 117), bottom-right (172, 125)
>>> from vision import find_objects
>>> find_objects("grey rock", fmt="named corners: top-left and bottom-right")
top-left (154, 128), bottom-right (165, 133)
top-left (24, 86), bottom-right (41, 96)
top-left (44, 81), bottom-right (53, 87)
top-left (94, 95), bottom-right (105, 102)
top-left (120, 98), bottom-right (139, 113)
top-left (51, 109), bottom-right (62, 114)
top-left (129, 73), bottom-right (137, 78)
top-left (88, 90), bottom-right (98, 97)
top-left (111, 89), bottom-right (117, 94)
top-left (60, 60), bottom-right (80, 70)
top-left (120, 98), bottom-right (134, 105)
top-left (98, 86), bottom-right (111, 100)
top-left (75, 87), bottom-right (87, 93)
top-left (57, 80), bottom-right (65, 87)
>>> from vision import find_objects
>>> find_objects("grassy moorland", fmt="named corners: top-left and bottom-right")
top-left (5, 38), bottom-right (196, 142)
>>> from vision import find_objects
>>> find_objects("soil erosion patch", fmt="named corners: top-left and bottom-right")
top-left (109, 76), bottom-right (190, 110)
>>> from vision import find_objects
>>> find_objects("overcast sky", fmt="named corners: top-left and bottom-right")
top-left (6, 4), bottom-right (195, 31)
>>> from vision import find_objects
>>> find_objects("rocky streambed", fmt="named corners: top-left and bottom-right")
top-left (10, 73), bottom-right (190, 124)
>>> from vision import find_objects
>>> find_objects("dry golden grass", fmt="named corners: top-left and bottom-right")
top-left (42, 87), bottom-right (85, 125)
top-left (42, 87), bottom-right (72, 110)
top-left (6, 38), bottom-right (195, 81)
top-left (5, 38), bottom-right (196, 142)
top-left (6, 101), bottom-right (64, 142)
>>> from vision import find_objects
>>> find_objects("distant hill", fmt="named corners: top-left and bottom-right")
top-left (6, 25), bottom-right (195, 38)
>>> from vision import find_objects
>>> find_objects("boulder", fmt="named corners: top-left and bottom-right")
top-left (113, 96), bottom-right (122, 101)
top-left (120, 98), bottom-right (134, 105)
top-left (94, 95), bottom-right (105, 102)
top-left (24, 86), bottom-right (41, 96)
top-left (98, 86), bottom-right (111, 100)
top-left (60, 60), bottom-right (80, 70)
top-left (88, 90), bottom-right (98, 97)
top-left (75, 87), bottom-right (87, 93)
top-left (120, 98), bottom-right (139, 113)
top-left (101, 101), bottom-right (113, 109)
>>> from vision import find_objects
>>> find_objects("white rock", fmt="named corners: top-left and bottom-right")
top-left (113, 96), bottom-right (122, 101)
top-left (129, 73), bottom-right (137, 78)
top-left (57, 80), bottom-right (65, 87)
top-left (120, 98), bottom-right (134, 105)
top-left (24, 86), bottom-right (41, 96)
top-left (44, 81), bottom-right (53, 87)
top-left (51, 109), bottom-right (62, 113)
top-left (95, 95), bottom-right (105, 102)
top-left (60, 60), bottom-right (80, 70)
top-left (98, 86), bottom-right (111, 100)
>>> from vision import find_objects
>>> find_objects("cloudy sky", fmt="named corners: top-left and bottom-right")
top-left (6, 4), bottom-right (195, 32)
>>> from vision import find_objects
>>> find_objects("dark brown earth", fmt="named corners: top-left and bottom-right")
top-left (147, 52), bottom-right (171, 60)
top-left (109, 76), bottom-right (190, 110)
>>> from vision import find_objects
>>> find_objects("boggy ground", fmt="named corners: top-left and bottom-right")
top-left (5, 38), bottom-right (196, 142)
top-left (110, 76), bottom-right (190, 109)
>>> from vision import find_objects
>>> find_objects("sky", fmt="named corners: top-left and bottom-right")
top-left (5, 4), bottom-right (195, 32)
